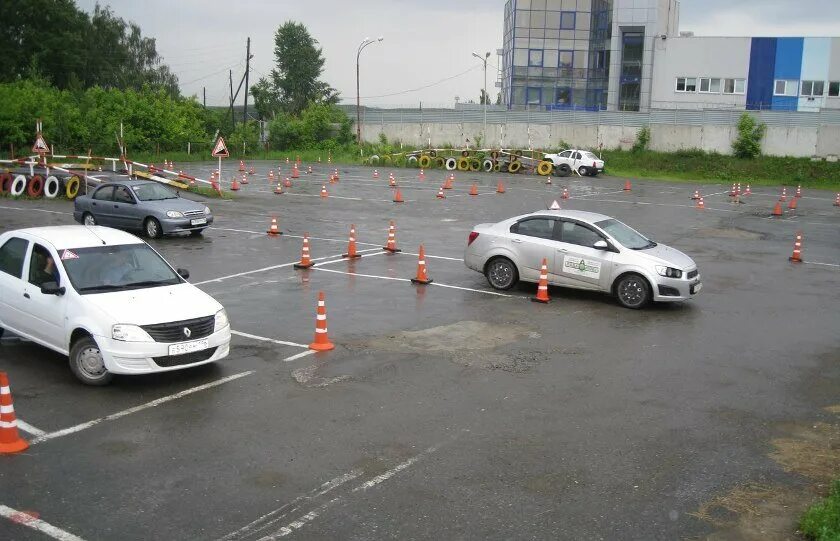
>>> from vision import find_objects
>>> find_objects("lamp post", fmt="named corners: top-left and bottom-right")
top-left (357, 36), bottom-right (384, 149)
top-left (472, 51), bottom-right (491, 145)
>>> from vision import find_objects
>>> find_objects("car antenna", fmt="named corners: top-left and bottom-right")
top-left (84, 223), bottom-right (107, 245)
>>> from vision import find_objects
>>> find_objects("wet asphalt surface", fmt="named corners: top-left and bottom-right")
top-left (0, 162), bottom-right (838, 540)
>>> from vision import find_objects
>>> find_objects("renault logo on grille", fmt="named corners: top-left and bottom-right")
top-left (183, 327), bottom-right (192, 338)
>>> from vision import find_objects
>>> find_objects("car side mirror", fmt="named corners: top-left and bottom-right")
top-left (593, 240), bottom-right (609, 250)
top-left (177, 268), bottom-right (190, 279)
top-left (40, 281), bottom-right (66, 296)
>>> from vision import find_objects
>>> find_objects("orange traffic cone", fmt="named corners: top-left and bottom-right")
top-left (291, 164), bottom-right (299, 179)
top-left (443, 176), bottom-right (453, 190)
top-left (294, 234), bottom-right (315, 269)
top-left (320, 185), bottom-right (328, 198)
top-left (266, 217), bottom-right (282, 236)
top-left (696, 197), bottom-right (705, 210)
top-left (419, 169), bottom-right (425, 180)
top-left (284, 178), bottom-right (292, 188)
top-left (373, 170), bottom-right (380, 179)
top-left (787, 197), bottom-right (798, 210)
top-left (239, 160), bottom-right (245, 172)
top-left (834, 193), bottom-right (840, 206)
top-left (389, 174), bottom-right (397, 187)
top-left (296, 155), bottom-right (301, 165)
top-left (771, 200), bottom-right (783, 216)
top-left (795, 185), bottom-right (802, 198)
top-left (230, 177), bottom-right (241, 191)
top-left (268, 170), bottom-right (275, 182)
top-left (0, 372), bottom-right (28, 454)
top-left (393, 188), bottom-right (404, 203)
top-left (333, 168), bottom-right (339, 180)
top-left (274, 183), bottom-right (283, 194)
top-left (383, 221), bottom-right (401, 253)
top-left (497, 180), bottom-right (506, 194)
top-left (691, 189), bottom-right (700, 200)
top-left (744, 184), bottom-right (752, 196)
top-left (531, 258), bottom-right (550, 303)
top-left (342, 225), bottom-right (361, 258)
top-left (286, 157), bottom-right (290, 164)
top-left (729, 183), bottom-right (736, 196)
top-left (436, 186), bottom-right (446, 199)
top-left (308, 292), bottom-right (335, 352)
top-left (249, 167), bottom-right (255, 175)
top-left (545, 176), bottom-right (552, 185)
top-left (307, 165), bottom-right (312, 174)
top-left (561, 188), bottom-right (569, 200)
top-left (410, 245), bottom-right (433, 284)
top-left (469, 183), bottom-right (478, 196)
top-left (623, 180), bottom-right (632, 191)
top-left (240, 173), bottom-right (249, 185)
top-left (789, 231), bottom-right (803, 262)
top-left (780, 187), bottom-right (787, 201)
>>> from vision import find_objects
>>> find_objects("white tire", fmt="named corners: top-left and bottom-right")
top-left (44, 175), bottom-right (60, 198)
top-left (10, 175), bottom-right (26, 196)
top-left (445, 157), bottom-right (457, 170)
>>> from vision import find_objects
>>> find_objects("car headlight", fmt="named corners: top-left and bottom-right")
top-left (655, 265), bottom-right (683, 279)
top-left (166, 210), bottom-right (184, 218)
top-left (112, 324), bottom-right (153, 342)
top-left (204, 206), bottom-right (211, 215)
top-left (214, 309), bottom-right (229, 330)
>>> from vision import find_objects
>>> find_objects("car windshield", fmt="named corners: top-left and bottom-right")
top-left (583, 152), bottom-right (599, 160)
top-left (594, 218), bottom-right (656, 250)
top-left (132, 183), bottom-right (178, 201)
top-left (59, 243), bottom-right (182, 294)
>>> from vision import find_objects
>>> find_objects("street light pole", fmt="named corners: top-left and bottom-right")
top-left (473, 51), bottom-right (491, 146)
top-left (357, 36), bottom-right (384, 150)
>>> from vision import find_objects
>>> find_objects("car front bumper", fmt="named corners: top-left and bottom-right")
top-left (160, 214), bottom-right (214, 234)
top-left (652, 274), bottom-right (702, 302)
top-left (95, 325), bottom-right (231, 374)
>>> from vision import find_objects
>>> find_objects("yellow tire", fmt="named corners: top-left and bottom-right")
top-left (419, 155), bottom-right (432, 168)
top-left (382, 154), bottom-right (392, 164)
top-left (65, 175), bottom-right (81, 199)
top-left (508, 161), bottom-right (522, 174)
top-left (434, 157), bottom-right (445, 168)
top-left (469, 159), bottom-right (481, 172)
top-left (537, 161), bottom-right (554, 176)
top-left (457, 157), bottom-right (470, 171)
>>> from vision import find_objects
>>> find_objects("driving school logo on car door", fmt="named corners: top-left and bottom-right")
top-left (562, 256), bottom-right (601, 278)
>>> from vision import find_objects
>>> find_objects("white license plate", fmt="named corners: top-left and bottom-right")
top-left (691, 282), bottom-right (702, 294)
top-left (168, 339), bottom-right (209, 356)
top-left (190, 218), bottom-right (207, 226)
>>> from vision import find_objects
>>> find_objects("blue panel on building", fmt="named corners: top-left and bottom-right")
top-left (747, 38), bottom-right (776, 111)
top-left (772, 37), bottom-right (804, 111)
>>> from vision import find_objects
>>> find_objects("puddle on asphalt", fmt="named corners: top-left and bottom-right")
top-left (695, 228), bottom-right (765, 240)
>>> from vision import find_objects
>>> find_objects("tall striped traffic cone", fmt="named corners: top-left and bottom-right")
top-left (623, 180), bottom-right (632, 191)
top-left (284, 177), bottom-right (292, 188)
top-left (419, 169), bottom-right (425, 180)
top-left (230, 177), bottom-right (241, 191)
top-left (393, 188), bottom-right (404, 203)
top-left (729, 183), bottom-right (737, 197)
top-left (249, 166), bottom-right (255, 175)
top-left (291, 164), bottom-right (300, 179)
top-left (469, 183), bottom-right (478, 196)
top-left (268, 170), bottom-right (275, 182)
top-left (545, 176), bottom-right (552, 185)
top-left (308, 292), bottom-right (335, 352)
top-left (789, 231), bottom-right (803, 262)
top-left (436, 186), bottom-right (446, 199)
top-left (795, 185), bottom-right (802, 198)
top-left (696, 196), bottom-right (705, 210)
top-left (0, 372), bottom-right (28, 454)
top-left (410, 245), bottom-right (433, 284)
top-left (771, 200), bottom-right (783, 216)
top-left (333, 168), bottom-right (339, 180)
top-left (373, 170), bottom-right (379, 179)
top-left (308, 165), bottom-right (312, 174)
top-left (266, 217), bottom-right (282, 236)
top-left (496, 180), bottom-right (506, 194)
top-left (780, 187), bottom-right (787, 202)
top-left (531, 258), bottom-right (550, 303)
top-left (389, 174), bottom-right (397, 187)
top-left (691, 189), bottom-right (700, 200)
top-left (383, 221), bottom-right (401, 253)
top-left (443, 175), bottom-right (453, 190)
top-left (240, 173), bottom-right (249, 185)
top-left (834, 193), bottom-right (840, 206)
top-left (342, 225), bottom-right (361, 258)
top-left (294, 234), bottom-right (315, 269)
top-left (561, 188), bottom-right (569, 200)
top-left (320, 185), bottom-right (328, 198)
top-left (274, 182), bottom-right (283, 195)
top-left (744, 184), bottom-right (752, 196)
top-left (239, 160), bottom-right (245, 172)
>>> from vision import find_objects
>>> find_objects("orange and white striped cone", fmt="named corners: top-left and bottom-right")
top-left (0, 372), bottom-right (29, 454)
top-left (469, 183), bottom-right (478, 196)
top-left (389, 174), bottom-right (397, 187)
top-left (268, 170), bottom-right (275, 182)
top-left (239, 160), bottom-right (245, 172)
top-left (497, 180), bottom-right (506, 194)
top-left (744, 184), bottom-right (752, 196)
top-left (443, 176), bottom-right (453, 190)
top-left (736, 183), bottom-right (741, 196)
top-left (419, 169), bottom-right (425, 180)
top-left (691, 189), bottom-right (700, 200)
top-left (373, 170), bottom-right (379, 179)
top-left (294, 234), bottom-right (315, 269)
top-left (308, 165), bottom-right (312, 174)
top-left (780, 187), bottom-right (787, 202)
top-left (545, 176), bottom-right (552, 185)
top-left (561, 188), bottom-right (569, 200)
top-left (274, 183), bottom-right (284, 195)
top-left (834, 193), bottom-right (840, 206)
top-left (795, 185), bottom-right (802, 198)
top-left (789, 231), bottom-right (803, 262)
top-left (286, 157), bottom-right (290, 164)
top-left (787, 196), bottom-right (798, 210)
top-left (383, 221), bottom-right (401, 253)
top-left (320, 185), bottom-right (328, 198)
top-left (436, 186), bottom-right (446, 199)
top-left (729, 183), bottom-right (736, 197)
top-left (292, 164), bottom-right (299, 179)
top-left (308, 291), bottom-right (335, 352)
top-left (342, 225), bottom-right (361, 258)
top-left (284, 177), bottom-right (292, 188)
top-left (771, 200), bottom-right (783, 216)
top-left (266, 217), bottom-right (282, 236)
top-left (240, 173), bottom-right (249, 185)
top-left (230, 178), bottom-right (241, 191)
top-left (333, 168), bottom-right (339, 180)
top-left (249, 166), bottom-right (255, 175)
top-left (296, 155), bottom-right (301, 166)
top-left (696, 196), bottom-right (705, 210)
top-left (393, 188), bottom-right (404, 203)
top-left (531, 258), bottom-right (550, 303)
top-left (623, 180), bottom-right (632, 191)
top-left (410, 245), bottom-right (433, 284)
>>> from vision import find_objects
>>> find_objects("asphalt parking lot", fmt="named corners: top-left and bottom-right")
top-left (1, 162), bottom-right (838, 540)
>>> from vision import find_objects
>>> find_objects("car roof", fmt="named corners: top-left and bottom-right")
top-left (95, 179), bottom-right (154, 187)
top-left (9, 226), bottom-right (144, 250)
top-left (520, 209), bottom-right (613, 223)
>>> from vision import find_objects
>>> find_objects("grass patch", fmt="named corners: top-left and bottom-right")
top-left (126, 148), bottom-right (364, 166)
top-left (800, 480), bottom-right (840, 541)
top-left (187, 185), bottom-right (232, 200)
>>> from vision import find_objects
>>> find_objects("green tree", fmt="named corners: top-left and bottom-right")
top-left (479, 89), bottom-right (490, 105)
top-left (732, 113), bottom-right (766, 159)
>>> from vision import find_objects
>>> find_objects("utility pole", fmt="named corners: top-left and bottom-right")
top-left (229, 70), bottom-right (235, 129)
top-left (243, 37), bottom-right (252, 124)
top-left (356, 36), bottom-right (384, 148)
top-left (472, 51), bottom-right (491, 145)
top-left (203, 87), bottom-right (206, 108)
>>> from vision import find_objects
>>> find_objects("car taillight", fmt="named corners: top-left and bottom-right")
top-left (468, 231), bottom-right (479, 246)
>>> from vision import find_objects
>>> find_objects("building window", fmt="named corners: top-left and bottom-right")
top-left (527, 87), bottom-right (542, 106)
top-left (774, 79), bottom-right (798, 96)
top-left (594, 50), bottom-right (608, 70)
top-left (699, 78), bottom-right (721, 93)
top-left (829, 81), bottom-right (840, 97)
top-left (723, 78), bottom-right (745, 94)
top-left (558, 50), bottom-right (574, 68)
top-left (528, 49), bottom-right (544, 67)
top-left (676, 77), bottom-right (697, 92)
top-left (801, 80), bottom-right (825, 97)
top-left (555, 87), bottom-right (572, 105)
top-left (560, 11), bottom-right (576, 30)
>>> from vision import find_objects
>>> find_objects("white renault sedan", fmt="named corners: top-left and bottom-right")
top-left (464, 210), bottom-right (701, 309)
top-left (0, 226), bottom-right (231, 385)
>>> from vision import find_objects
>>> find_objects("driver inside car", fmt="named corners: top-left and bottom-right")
top-left (101, 250), bottom-right (135, 285)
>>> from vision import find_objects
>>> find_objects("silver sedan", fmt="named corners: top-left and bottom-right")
top-left (464, 210), bottom-right (702, 309)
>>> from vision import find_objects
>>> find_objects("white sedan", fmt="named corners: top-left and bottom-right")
top-left (0, 226), bottom-right (231, 385)
top-left (544, 149), bottom-right (605, 176)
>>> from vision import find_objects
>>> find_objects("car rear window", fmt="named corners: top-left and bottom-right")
top-left (0, 237), bottom-right (29, 279)
top-left (583, 152), bottom-right (599, 160)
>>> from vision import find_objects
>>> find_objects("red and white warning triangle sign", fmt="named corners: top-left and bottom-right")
top-left (60, 249), bottom-right (79, 261)
top-left (211, 136), bottom-right (229, 158)
top-left (549, 200), bottom-right (561, 210)
top-left (32, 132), bottom-right (49, 154)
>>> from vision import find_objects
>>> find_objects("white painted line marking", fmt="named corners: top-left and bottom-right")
top-left (15, 419), bottom-right (46, 437)
top-left (400, 252), bottom-right (464, 262)
top-left (230, 330), bottom-right (308, 349)
top-left (315, 250), bottom-right (388, 266)
top-left (0, 504), bottom-right (86, 541)
top-left (0, 205), bottom-right (72, 216)
top-left (283, 350), bottom-right (316, 363)
top-left (210, 227), bottom-right (382, 248)
top-left (30, 371), bottom-right (253, 445)
top-left (352, 444), bottom-right (440, 492)
top-left (310, 268), bottom-right (513, 297)
top-left (579, 197), bottom-right (739, 213)
top-left (804, 261), bottom-right (840, 268)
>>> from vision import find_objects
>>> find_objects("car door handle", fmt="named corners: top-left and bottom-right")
top-left (23, 293), bottom-right (30, 299)
top-left (557, 248), bottom-right (568, 252)
top-left (92, 202), bottom-right (97, 206)
top-left (114, 205), bottom-right (119, 208)
top-left (512, 239), bottom-right (523, 243)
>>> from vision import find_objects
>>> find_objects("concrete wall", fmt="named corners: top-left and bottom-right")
top-left (360, 121), bottom-right (840, 157)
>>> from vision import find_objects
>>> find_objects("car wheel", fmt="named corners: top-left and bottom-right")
top-left (615, 273), bottom-right (650, 309)
top-left (144, 217), bottom-right (162, 239)
top-left (69, 335), bottom-right (114, 386)
top-left (485, 257), bottom-right (519, 290)
top-left (556, 163), bottom-right (571, 177)
top-left (578, 166), bottom-right (589, 176)
top-left (190, 228), bottom-right (205, 237)
top-left (82, 212), bottom-right (96, 226)
top-left (0, 327), bottom-right (4, 339)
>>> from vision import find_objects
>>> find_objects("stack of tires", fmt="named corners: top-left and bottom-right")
top-left (0, 172), bottom-right (82, 200)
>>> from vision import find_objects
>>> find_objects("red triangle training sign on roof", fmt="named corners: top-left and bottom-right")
top-left (32, 133), bottom-right (49, 154)
top-left (211, 136), bottom-right (229, 158)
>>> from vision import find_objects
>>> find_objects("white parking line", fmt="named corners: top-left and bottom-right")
top-left (283, 350), bottom-right (316, 363)
top-left (29, 371), bottom-right (254, 445)
top-left (210, 227), bottom-right (382, 248)
top-left (230, 330), bottom-right (308, 349)
top-left (0, 205), bottom-right (72, 216)
top-left (15, 419), bottom-right (46, 437)
top-left (310, 267), bottom-right (514, 297)
top-left (0, 505), bottom-right (86, 541)
top-left (804, 261), bottom-right (840, 268)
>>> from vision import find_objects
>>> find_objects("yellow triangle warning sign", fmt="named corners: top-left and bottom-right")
top-left (32, 133), bottom-right (49, 154)
top-left (211, 137), bottom-right (229, 158)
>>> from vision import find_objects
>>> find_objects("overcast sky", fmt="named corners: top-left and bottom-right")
top-left (75, 0), bottom-right (840, 108)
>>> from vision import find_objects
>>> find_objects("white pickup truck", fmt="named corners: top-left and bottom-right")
top-left (544, 149), bottom-right (605, 177)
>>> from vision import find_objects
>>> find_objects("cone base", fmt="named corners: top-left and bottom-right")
top-left (789, 257), bottom-right (802, 263)
top-left (411, 278), bottom-right (433, 285)
top-left (266, 231), bottom-right (283, 236)
top-left (531, 296), bottom-right (550, 304)
top-left (309, 341), bottom-right (335, 352)
top-left (0, 439), bottom-right (29, 454)
top-left (294, 262), bottom-right (315, 269)
top-left (383, 248), bottom-right (401, 253)
top-left (393, 200), bottom-right (404, 203)
top-left (342, 254), bottom-right (362, 259)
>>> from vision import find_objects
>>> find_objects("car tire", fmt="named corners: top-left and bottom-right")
top-left (615, 273), bottom-right (650, 309)
top-left (69, 335), bottom-right (114, 386)
top-left (190, 228), bottom-right (205, 236)
top-left (578, 166), bottom-right (589, 176)
top-left (485, 257), bottom-right (519, 290)
top-left (556, 163), bottom-right (571, 177)
top-left (145, 217), bottom-right (162, 239)
top-left (0, 327), bottom-right (4, 339)
top-left (82, 212), bottom-right (96, 226)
